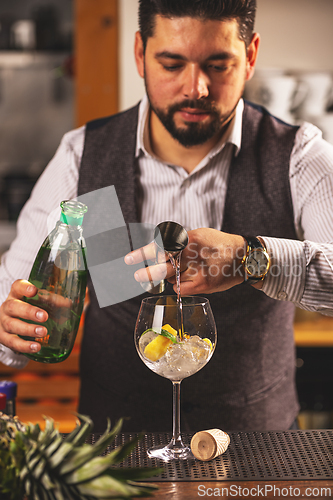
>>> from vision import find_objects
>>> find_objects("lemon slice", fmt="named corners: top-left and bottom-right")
top-left (143, 323), bottom-right (177, 361)
top-left (203, 338), bottom-right (213, 350)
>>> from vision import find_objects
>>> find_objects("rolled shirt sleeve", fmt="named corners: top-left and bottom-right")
top-left (261, 237), bottom-right (333, 316)
top-left (260, 121), bottom-right (333, 316)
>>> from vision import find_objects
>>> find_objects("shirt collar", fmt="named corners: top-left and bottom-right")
top-left (135, 94), bottom-right (243, 160)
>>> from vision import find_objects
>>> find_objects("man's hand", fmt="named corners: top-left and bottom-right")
top-left (125, 228), bottom-right (246, 295)
top-left (0, 280), bottom-right (48, 354)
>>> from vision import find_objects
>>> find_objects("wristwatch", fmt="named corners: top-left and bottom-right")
top-left (241, 236), bottom-right (270, 284)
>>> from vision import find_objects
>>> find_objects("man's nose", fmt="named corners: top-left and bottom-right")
top-left (183, 66), bottom-right (209, 100)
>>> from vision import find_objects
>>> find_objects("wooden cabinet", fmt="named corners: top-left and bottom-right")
top-left (294, 314), bottom-right (333, 347)
top-left (75, 0), bottom-right (119, 127)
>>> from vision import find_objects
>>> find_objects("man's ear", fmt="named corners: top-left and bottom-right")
top-left (245, 32), bottom-right (260, 81)
top-left (135, 31), bottom-right (145, 78)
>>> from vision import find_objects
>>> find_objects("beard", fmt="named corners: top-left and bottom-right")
top-left (146, 95), bottom-right (226, 148)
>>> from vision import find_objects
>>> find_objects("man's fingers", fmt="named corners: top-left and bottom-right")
top-left (1, 295), bottom-right (48, 342)
top-left (1, 314), bottom-right (47, 338)
top-left (11, 280), bottom-right (72, 310)
top-left (3, 332), bottom-right (42, 354)
top-left (0, 279), bottom-right (48, 355)
top-left (10, 279), bottom-right (37, 299)
top-left (3, 297), bottom-right (48, 324)
top-left (134, 262), bottom-right (168, 283)
top-left (125, 242), bottom-right (158, 265)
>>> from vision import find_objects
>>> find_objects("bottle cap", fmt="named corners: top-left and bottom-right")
top-left (190, 429), bottom-right (230, 461)
top-left (0, 392), bottom-right (7, 411)
top-left (0, 380), bottom-right (17, 399)
top-left (60, 200), bottom-right (88, 226)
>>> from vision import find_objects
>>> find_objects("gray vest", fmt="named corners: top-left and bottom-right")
top-left (78, 101), bottom-right (300, 433)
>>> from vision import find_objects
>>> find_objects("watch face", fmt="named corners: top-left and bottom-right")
top-left (246, 249), bottom-right (269, 277)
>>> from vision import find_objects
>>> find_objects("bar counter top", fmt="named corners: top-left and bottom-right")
top-left (88, 429), bottom-right (333, 499)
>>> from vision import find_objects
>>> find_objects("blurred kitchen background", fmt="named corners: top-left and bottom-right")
top-left (1, 0), bottom-right (333, 232)
top-left (0, 0), bottom-right (332, 430)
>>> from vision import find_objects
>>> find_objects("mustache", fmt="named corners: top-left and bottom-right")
top-left (169, 99), bottom-right (218, 114)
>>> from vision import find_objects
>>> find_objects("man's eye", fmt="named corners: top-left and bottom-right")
top-left (208, 65), bottom-right (228, 72)
top-left (163, 65), bottom-right (182, 71)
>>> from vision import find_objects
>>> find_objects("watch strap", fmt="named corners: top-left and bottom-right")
top-left (244, 236), bottom-right (263, 251)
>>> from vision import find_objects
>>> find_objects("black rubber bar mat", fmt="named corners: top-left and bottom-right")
top-left (87, 430), bottom-right (333, 481)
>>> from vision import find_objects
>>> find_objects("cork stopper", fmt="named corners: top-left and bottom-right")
top-left (190, 429), bottom-right (230, 461)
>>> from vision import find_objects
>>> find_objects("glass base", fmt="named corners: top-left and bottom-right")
top-left (147, 443), bottom-right (194, 461)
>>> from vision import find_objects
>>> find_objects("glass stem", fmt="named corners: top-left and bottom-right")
top-left (171, 381), bottom-right (184, 448)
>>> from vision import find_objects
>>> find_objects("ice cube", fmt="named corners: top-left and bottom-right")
top-left (184, 335), bottom-right (211, 361)
top-left (165, 342), bottom-right (193, 373)
top-left (164, 336), bottom-right (211, 376)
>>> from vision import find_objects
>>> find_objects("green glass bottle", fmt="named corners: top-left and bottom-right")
top-left (20, 200), bottom-right (88, 363)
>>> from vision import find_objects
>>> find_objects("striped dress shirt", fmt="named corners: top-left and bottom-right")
top-left (1, 96), bottom-right (333, 367)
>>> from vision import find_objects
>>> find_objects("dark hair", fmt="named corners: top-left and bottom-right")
top-left (138, 0), bottom-right (257, 50)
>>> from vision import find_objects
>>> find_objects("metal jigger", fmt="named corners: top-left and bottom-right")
top-left (140, 221), bottom-right (189, 294)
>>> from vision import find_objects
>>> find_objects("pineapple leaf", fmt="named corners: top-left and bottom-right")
top-left (105, 434), bottom-right (142, 465)
top-left (43, 435), bottom-right (64, 458)
top-left (57, 486), bottom-right (77, 500)
top-left (65, 453), bottom-right (121, 485)
top-left (40, 415), bottom-right (92, 470)
top-left (31, 482), bottom-right (38, 500)
top-left (0, 450), bottom-right (25, 500)
top-left (32, 456), bottom-right (47, 481)
top-left (125, 481), bottom-right (159, 498)
top-left (34, 480), bottom-right (50, 500)
top-left (27, 421), bottom-right (42, 440)
top-left (26, 421), bottom-right (61, 480)
top-left (63, 413), bottom-right (94, 447)
top-left (41, 415), bottom-right (55, 435)
top-left (59, 418), bottom-right (123, 476)
top-left (76, 473), bottom-right (148, 498)
top-left (105, 475), bottom-right (159, 498)
top-left (21, 431), bottom-right (55, 480)
top-left (25, 477), bottom-right (32, 496)
top-left (105, 467), bottom-right (163, 482)
top-left (10, 435), bottom-right (27, 471)
top-left (36, 480), bottom-right (53, 500)
top-left (0, 413), bottom-right (162, 500)
top-left (39, 472), bottom-right (74, 500)
top-left (20, 442), bottom-right (40, 483)
top-left (20, 440), bottom-right (58, 483)
top-left (64, 441), bottom-right (162, 486)
top-left (40, 470), bottom-right (55, 491)
top-left (47, 441), bottom-right (76, 469)
top-left (52, 479), bottom-right (80, 500)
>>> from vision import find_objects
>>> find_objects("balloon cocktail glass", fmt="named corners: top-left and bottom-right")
top-left (134, 295), bottom-right (217, 461)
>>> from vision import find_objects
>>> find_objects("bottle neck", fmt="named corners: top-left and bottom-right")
top-left (60, 212), bottom-right (84, 226)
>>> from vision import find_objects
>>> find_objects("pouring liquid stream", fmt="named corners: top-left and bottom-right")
top-left (167, 251), bottom-right (184, 341)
